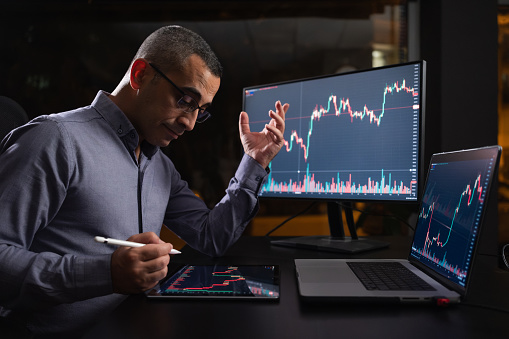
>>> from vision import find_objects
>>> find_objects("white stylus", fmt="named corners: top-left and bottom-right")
top-left (94, 236), bottom-right (181, 254)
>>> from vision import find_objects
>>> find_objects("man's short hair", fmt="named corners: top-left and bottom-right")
top-left (132, 25), bottom-right (223, 78)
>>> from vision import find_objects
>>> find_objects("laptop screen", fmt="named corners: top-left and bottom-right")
top-left (409, 146), bottom-right (501, 290)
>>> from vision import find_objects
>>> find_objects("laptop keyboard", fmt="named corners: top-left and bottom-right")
top-left (347, 262), bottom-right (436, 291)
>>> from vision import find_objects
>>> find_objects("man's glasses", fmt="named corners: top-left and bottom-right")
top-left (149, 62), bottom-right (211, 123)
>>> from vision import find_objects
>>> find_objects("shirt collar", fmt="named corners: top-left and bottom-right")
top-left (91, 91), bottom-right (158, 159)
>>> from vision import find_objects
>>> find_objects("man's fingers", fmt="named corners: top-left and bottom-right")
top-left (111, 243), bottom-right (172, 294)
top-left (135, 243), bottom-right (174, 261)
top-left (265, 123), bottom-right (284, 143)
top-left (127, 231), bottom-right (162, 245)
top-left (141, 252), bottom-right (171, 273)
top-left (239, 111), bottom-right (251, 136)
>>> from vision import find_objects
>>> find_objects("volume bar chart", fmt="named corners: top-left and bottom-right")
top-left (264, 165), bottom-right (416, 196)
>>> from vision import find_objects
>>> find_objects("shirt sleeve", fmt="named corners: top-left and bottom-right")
top-left (164, 154), bottom-right (268, 257)
top-left (0, 119), bottom-right (112, 311)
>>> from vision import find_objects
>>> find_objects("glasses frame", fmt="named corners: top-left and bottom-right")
top-left (148, 62), bottom-right (211, 123)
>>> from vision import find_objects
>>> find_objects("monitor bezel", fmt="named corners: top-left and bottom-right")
top-left (408, 145), bottom-right (502, 296)
top-left (242, 60), bottom-right (427, 205)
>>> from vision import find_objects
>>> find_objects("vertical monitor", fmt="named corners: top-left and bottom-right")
top-left (243, 61), bottom-right (425, 203)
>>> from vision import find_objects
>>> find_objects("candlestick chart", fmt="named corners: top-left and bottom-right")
top-left (244, 62), bottom-right (422, 201)
top-left (410, 158), bottom-right (492, 287)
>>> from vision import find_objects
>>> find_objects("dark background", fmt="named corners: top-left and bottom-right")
top-left (0, 1), bottom-right (500, 240)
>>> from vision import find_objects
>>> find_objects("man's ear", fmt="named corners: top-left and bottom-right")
top-left (129, 59), bottom-right (149, 90)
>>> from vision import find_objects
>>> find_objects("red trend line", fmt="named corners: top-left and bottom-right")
top-left (284, 79), bottom-right (416, 162)
top-left (166, 266), bottom-right (246, 292)
top-left (183, 277), bottom-right (246, 291)
top-left (212, 266), bottom-right (238, 275)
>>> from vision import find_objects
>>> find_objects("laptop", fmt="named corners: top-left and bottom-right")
top-left (295, 145), bottom-right (502, 303)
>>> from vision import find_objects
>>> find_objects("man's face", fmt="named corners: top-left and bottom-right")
top-left (132, 54), bottom-right (221, 147)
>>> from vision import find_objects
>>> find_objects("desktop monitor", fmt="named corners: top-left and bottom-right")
top-left (242, 61), bottom-right (426, 253)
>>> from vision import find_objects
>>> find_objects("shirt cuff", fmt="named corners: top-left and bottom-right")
top-left (235, 154), bottom-right (269, 194)
top-left (74, 254), bottom-right (113, 299)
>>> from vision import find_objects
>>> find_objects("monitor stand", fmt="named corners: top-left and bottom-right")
top-left (270, 201), bottom-right (389, 254)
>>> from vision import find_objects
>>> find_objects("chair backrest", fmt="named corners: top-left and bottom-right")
top-left (0, 96), bottom-right (29, 141)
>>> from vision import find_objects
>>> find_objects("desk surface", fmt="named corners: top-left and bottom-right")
top-left (84, 236), bottom-right (509, 339)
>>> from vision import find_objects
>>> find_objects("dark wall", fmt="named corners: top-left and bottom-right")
top-left (420, 0), bottom-right (499, 251)
top-left (0, 1), bottom-right (500, 224)
top-left (420, 0), bottom-right (498, 159)
top-left (0, 2), bottom-right (387, 209)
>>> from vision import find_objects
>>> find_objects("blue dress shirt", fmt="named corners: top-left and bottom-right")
top-left (0, 91), bottom-right (267, 335)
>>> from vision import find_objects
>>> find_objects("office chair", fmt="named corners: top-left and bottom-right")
top-left (0, 96), bottom-right (29, 141)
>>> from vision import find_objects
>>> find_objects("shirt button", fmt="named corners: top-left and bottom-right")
top-left (117, 128), bottom-right (123, 134)
top-left (255, 176), bottom-right (262, 181)
top-left (130, 133), bottom-right (136, 139)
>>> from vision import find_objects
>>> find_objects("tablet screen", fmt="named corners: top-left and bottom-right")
top-left (147, 264), bottom-right (280, 299)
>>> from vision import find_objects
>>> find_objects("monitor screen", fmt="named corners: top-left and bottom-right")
top-left (409, 146), bottom-right (501, 291)
top-left (243, 61), bottom-right (426, 203)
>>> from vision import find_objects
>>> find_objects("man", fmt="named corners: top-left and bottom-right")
top-left (0, 25), bottom-right (288, 336)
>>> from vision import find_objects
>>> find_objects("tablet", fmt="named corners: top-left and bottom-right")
top-left (146, 264), bottom-right (280, 300)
